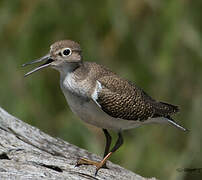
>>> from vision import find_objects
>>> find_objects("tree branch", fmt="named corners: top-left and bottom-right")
top-left (0, 107), bottom-right (156, 180)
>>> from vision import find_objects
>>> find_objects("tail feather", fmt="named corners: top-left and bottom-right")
top-left (153, 102), bottom-right (180, 118)
top-left (160, 101), bottom-right (179, 114)
top-left (167, 117), bottom-right (188, 132)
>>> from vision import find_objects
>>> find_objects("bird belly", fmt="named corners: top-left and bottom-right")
top-left (61, 87), bottom-right (148, 131)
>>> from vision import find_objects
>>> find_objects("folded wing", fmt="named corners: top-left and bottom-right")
top-left (92, 75), bottom-right (179, 121)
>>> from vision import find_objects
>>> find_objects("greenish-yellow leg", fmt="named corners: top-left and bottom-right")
top-left (76, 131), bottom-right (123, 176)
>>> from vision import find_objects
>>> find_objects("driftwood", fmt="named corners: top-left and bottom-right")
top-left (0, 107), bottom-right (156, 180)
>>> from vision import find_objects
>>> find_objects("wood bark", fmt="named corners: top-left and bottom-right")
top-left (0, 107), bottom-right (156, 180)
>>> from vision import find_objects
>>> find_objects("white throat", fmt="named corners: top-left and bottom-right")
top-left (53, 62), bottom-right (80, 77)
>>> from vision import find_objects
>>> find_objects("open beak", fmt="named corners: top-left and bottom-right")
top-left (22, 54), bottom-right (54, 77)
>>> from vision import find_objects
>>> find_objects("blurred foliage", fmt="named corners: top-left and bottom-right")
top-left (0, 0), bottom-right (202, 179)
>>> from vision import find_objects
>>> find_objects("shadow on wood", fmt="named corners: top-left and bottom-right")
top-left (0, 107), bottom-right (156, 180)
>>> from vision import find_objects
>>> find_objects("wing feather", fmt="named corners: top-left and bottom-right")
top-left (92, 75), bottom-right (179, 121)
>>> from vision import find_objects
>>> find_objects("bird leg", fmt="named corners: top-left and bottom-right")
top-left (101, 129), bottom-right (112, 168)
top-left (103, 129), bottom-right (112, 158)
top-left (76, 129), bottom-right (112, 169)
top-left (76, 131), bottom-right (123, 176)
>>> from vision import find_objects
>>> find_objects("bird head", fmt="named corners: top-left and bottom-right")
top-left (22, 40), bottom-right (82, 76)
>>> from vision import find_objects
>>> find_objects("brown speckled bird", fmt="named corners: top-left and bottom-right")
top-left (23, 40), bottom-right (187, 176)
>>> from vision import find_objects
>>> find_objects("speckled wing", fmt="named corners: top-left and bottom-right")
top-left (93, 75), bottom-right (179, 121)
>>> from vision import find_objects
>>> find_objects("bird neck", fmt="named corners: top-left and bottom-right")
top-left (58, 62), bottom-right (83, 76)
top-left (59, 61), bottom-right (90, 85)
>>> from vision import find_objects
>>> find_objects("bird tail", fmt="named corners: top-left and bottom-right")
top-left (167, 116), bottom-right (188, 132)
top-left (159, 101), bottom-right (179, 114)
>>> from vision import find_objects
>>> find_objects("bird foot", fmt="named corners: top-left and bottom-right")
top-left (75, 157), bottom-right (108, 176)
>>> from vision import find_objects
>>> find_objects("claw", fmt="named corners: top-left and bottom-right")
top-left (95, 169), bottom-right (99, 176)
top-left (75, 153), bottom-right (112, 176)
top-left (75, 157), bottom-right (108, 176)
top-left (94, 164), bottom-right (104, 176)
top-left (75, 163), bottom-right (81, 168)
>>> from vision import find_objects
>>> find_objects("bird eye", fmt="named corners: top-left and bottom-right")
top-left (62, 48), bottom-right (72, 56)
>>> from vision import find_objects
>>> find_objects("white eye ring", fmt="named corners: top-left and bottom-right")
top-left (62, 48), bottom-right (72, 57)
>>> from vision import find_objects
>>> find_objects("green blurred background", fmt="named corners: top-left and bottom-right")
top-left (0, 0), bottom-right (202, 179)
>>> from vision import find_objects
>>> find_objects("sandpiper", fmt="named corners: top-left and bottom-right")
top-left (23, 40), bottom-right (187, 175)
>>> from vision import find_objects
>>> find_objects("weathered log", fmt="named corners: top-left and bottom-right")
top-left (0, 107), bottom-right (156, 180)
